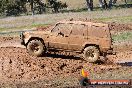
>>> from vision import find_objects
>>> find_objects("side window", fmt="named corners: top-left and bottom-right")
top-left (51, 24), bottom-right (72, 35)
top-left (90, 25), bottom-right (108, 38)
top-left (71, 24), bottom-right (87, 36)
top-left (59, 24), bottom-right (72, 35)
top-left (51, 24), bottom-right (61, 33)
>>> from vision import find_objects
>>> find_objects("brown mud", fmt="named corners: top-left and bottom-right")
top-left (0, 22), bottom-right (132, 87)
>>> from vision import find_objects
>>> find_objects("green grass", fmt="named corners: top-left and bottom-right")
top-left (0, 8), bottom-right (131, 32)
top-left (0, 23), bottom-right (49, 32)
top-left (96, 16), bottom-right (132, 23)
top-left (31, 23), bottom-right (50, 28)
top-left (112, 32), bottom-right (132, 41)
top-left (0, 28), bottom-right (7, 32)
top-left (0, 15), bottom-right (131, 32)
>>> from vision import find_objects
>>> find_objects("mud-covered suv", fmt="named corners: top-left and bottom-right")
top-left (20, 21), bottom-right (113, 62)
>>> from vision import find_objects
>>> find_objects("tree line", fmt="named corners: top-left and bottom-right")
top-left (0, 0), bottom-right (131, 16)
top-left (0, 0), bottom-right (67, 16)
top-left (86, 0), bottom-right (130, 11)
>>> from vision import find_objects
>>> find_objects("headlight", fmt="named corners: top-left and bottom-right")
top-left (20, 32), bottom-right (25, 45)
top-left (20, 32), bottom-right (24, 39)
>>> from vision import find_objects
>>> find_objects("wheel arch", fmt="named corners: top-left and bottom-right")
top-left (26, 37), bottom-right (45, 46)
top-left (82, 44), bottom-right (100, 53)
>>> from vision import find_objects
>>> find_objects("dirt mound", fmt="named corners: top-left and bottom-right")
top-left (0, 36), bottom-right (19, 43)
top-left (0, 47), bottom-right (85, 84)
top-left (0, 47), bottom-right (128, 85)
top-left (108, 22), bottom-right (132, 32)
top-left (36, 25), bottom-right (52, 31)
top-left (0, 37), bottom-right (24, 48)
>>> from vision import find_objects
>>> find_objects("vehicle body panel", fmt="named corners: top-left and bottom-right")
top-left (20, 20), bottom-right (112, 55)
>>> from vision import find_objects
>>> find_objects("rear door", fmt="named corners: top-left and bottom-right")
top-left (88, 24), bottom-right (111, 50)
top-left (68, 24), bottom-right (88, 51)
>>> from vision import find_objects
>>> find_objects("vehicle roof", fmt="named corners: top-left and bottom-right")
top-left (56, 20), bottom-right (108, 27)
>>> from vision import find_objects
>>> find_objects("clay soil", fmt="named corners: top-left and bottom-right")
top-left (0, 23), bottom-right (132, 88)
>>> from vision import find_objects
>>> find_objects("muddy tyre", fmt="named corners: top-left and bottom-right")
top-left (83, 46), bottom-right (99, 62)
top-left (27, 39), bottom-right (45, 56)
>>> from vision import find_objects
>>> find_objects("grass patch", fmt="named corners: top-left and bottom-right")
top-left (0, 28), bottom-right (8, 32)
top-left (96, 16), bottom-right (132, 23)
top-left (0, 8), bottom-right (131, 32)
top-left (112, 32), bottom-right (132, 41)
top-left (31, 23), bottom-right (50, 28)
top-left (0, 23), bottom-right (50, 32)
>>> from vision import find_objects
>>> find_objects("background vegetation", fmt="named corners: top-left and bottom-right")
top-left (0, 0), bottom-right (131, 16)
top-left (0, 0), bottom-right (132, 42)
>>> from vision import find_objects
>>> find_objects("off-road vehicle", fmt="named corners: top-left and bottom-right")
top-left (20, 21), bottom-right (113, 62)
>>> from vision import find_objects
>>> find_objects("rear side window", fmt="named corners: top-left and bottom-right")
top-left (89, 25), bottom-right (109, 38)
top-left (70, 24), bottom-right (87, 36)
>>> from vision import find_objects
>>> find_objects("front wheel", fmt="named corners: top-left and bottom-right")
top-left (83, 46), bottom-right (100, 63)
top-left (27, 39), bottom-right (45, 56)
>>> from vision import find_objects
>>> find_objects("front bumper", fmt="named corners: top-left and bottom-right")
top-left (20, 32), bottom-right (25, 45)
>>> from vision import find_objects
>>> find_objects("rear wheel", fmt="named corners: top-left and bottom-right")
top-left (27, 39), bottom-right (45, 56)
top-left (83, 46), bottom-right (100, 62)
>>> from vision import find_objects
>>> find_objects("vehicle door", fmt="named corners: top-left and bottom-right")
top-left (46, 23), bottom-right (71, 50)
top-left (68, 24), bottom-right (88, 51)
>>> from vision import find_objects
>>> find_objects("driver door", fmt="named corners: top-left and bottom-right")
top-left (46, 23), bottom-right (71, 50)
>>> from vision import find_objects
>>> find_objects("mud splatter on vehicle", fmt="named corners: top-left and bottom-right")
top-left (20, 21), bottom-right (113, 63)
top-left (0, 22), bottom-right (131, 87)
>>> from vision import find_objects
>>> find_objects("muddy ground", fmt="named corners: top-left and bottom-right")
top-left (0, 23), bottom-right (132, 88)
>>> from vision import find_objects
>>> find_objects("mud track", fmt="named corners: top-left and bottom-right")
top-left (0, 23), bottom-right (132, 87)
top-left (0, 47), bottom-right (131, 84)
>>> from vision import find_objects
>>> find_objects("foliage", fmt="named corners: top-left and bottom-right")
top-left (0, 0), bottom-right (27, 16)
top-left (46, 0), bottom-right (67, 13)
top-left (0, 0), bottom-right (67, 16)
top-left (0, 0), bottom-right (131, 16)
